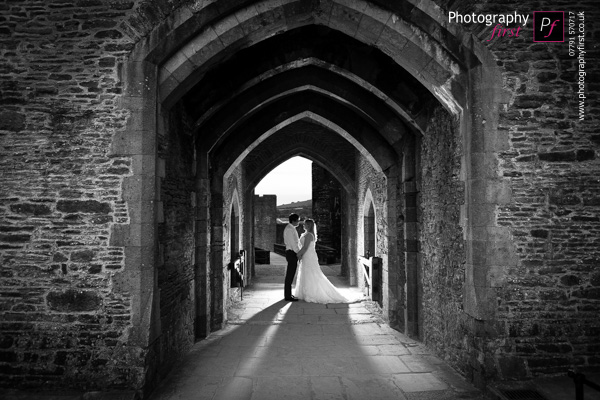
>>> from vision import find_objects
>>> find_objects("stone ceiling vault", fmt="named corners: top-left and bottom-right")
top-left (144, 1), bottom-right (475, 183)
top-left (176, 24), bottom-right (439, 180)
top-left (242, 120), bottom-right (357, 194)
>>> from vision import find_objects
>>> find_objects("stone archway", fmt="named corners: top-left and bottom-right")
top-left (243, 119), bottom-right (360, 286)
top-left (116, 0), bottom-right (506, 394)
top-left (228, 188), bottom-right (241, 274)
top-left (4, 0), bottom-right (600, 396)
top-left (362, 188), bottom-right (377, 259)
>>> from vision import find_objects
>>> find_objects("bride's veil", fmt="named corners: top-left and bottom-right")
top-left (306, 218), bottom-right (318, 242)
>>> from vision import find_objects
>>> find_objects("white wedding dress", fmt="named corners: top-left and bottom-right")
top-left (294, 233), bottom-right (350, 303)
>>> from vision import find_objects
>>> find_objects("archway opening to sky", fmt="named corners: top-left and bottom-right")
top-left (255, 156), bottom-right (313, 206)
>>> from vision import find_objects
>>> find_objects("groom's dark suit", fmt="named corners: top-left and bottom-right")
top-left (283, 222), bottom-right (300, 300)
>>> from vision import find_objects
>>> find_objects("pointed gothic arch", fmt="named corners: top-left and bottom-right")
top-left (362, 188), bottom-right (377, 259)
top-left (115, 0), bottom-right (508, 393)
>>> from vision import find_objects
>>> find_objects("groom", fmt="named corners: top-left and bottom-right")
top-left (283, 213), bottom-right (301, 301)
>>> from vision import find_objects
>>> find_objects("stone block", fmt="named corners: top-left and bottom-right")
top-left (131, 154), bottom-right (156, 176)
top-left (463, 274), bottom-right (497, 320)
top-left (0, 233), bottom-right (31, 243)
top-left (158, 73), bottom-right (183, 105)
top-left (576, 149), bottom-right (595, 161)
top-left (110, 222), bottom-right (155, 248)
top-left (122, 175), bottom-right (155, 202)
top-left (498, 356), bottom-right (529, 380)
top-left (82, 19), bottom-right (118, 30)
top-left (123, 246), bottom-right (156, 273)
top-left (445, 76), bottom-right (467, 111)
top-left (355, 13), bottom-right (386, 45)
top-left (538, 151), bottom-right (576, 162)
top-left (376, 24), bottom-right (409, 61)
top-left (404, 221), bottom-right (417, 239)
top-left (395, 40), bottom-right (432, 77)
top-left (470, 128), bottom-right (485, 153)
top-left (159, 50), bottom-right (194, 85)
top-left (590, 272), bottom-right (600, 286)
top-left (122, 60), bottom-right (157, 98)
top-left (57, 200), bottom-right (111, 214)
top-left (211, 376), bottom-right (253, 400)
top-left (126, 197), bottom-right (156, 225)
top-left (572, 287), bottom-right (600, 300)
top-left (328, 2), bottom-right (363, 37)
top-left (486, 240), bottom-right (517, 267)
top-left (82, 390), bottom-right (138, 400)
top-left (424, 59), bottom-right (453, 86)
top-left (255, 0), bottom-right (286, 22)
top-left (157, 158), bottom-right (166, 178)
top-left (471, 179), bottom-right (512, 204)
top-left (469, 203), bottom-right (496, 227)
top-left (156, 201), bottom-right (164, 223)
top-left (120, 93), bottom-right (157, 120)
top-left (530, 229), bottom-right (549, 238)
top-left (403, 181), bottom-right (417, 193)
top-left (110, 224), bottom-right (128, 247)
top-left (513, 94), bottom-right (546, 108)
top-left (180, 26), bottom-right (221, 64)
top-left (9, 203), bottom-right (52, 216)
top-left (470, 259), bottom-right (490, 289)
top-left (470, 152), bottom-right (498, 180)
top-left (70, 250), bottom-right (95, 262)
top-left (46, 288), bottom-right (102, 312)
top-left (405, 252), bottom-right (418, 278)
top-left (281, 0), bottom-right (316, 29)
top-left (213, 13), bottom-right (245, 48)
top-left (468, 240), bottom-right (487, 267)
top-left (486, 265), bottom-right (507, 287)
top-left (0, 110), bottom-right (26, 132)
top-left (392, 373), bottom-right (449, 392)
top-left (487, 226), bottom-right (513, 241)
top-left (95, 29), bottom-right (124, 39)
top-left (111, 127), bottom-right (156, 156)
top-left (133, 222), bottom-right (156, 247)
top-left (549, 193), bottom-right (581, 206)
top-left (361, 1), bottom-right (391, 26)
top-left (485, 128), bottom-right (510, 152)
top-left (360, 14), bottom-right (395, 43)
top-left (235, 4), bottom-right (263, 36)
top-left (405, 239), bottom-right (418, 252)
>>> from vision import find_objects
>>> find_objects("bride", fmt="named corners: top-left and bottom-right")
top-left (294, 219), bottom-right (351, 303)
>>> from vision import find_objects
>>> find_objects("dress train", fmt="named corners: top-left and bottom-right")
top-left (294, 233), bottom-right (351, 304)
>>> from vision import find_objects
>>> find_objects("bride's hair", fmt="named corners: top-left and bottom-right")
top-left (305, 218), bottom-right (318, 242)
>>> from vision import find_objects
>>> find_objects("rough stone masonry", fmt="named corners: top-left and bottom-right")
top-left (0, 0), bottom-right (599, 398)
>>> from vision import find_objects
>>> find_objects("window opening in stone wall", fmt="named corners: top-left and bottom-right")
top-left (230, 207), bottom-right (239, 259)
top-left (255, 156), bottom-right (312, 256)
top-left (255, 156), bottom-right (312, 207)
top-left (364, 202), bottom-right (375, 258)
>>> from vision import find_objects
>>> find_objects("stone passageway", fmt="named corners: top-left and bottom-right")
top-left (149, 254), bottom-right (486, 400)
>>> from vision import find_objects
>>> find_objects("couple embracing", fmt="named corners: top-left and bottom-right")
top-left (283, 213), bottom-right (351, 303)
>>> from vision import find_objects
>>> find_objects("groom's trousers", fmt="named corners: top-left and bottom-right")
top-left (284, 250), bottom-right (298, 299)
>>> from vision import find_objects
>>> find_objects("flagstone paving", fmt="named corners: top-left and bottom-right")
top-left (148, 253), bottom-right (488, 400)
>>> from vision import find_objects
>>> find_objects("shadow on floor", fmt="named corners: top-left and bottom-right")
top-left (148, 256), bottom-right (486, 400)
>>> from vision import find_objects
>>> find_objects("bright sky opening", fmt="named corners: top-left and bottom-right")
top-left (255, 156), bottom-right (312, 205)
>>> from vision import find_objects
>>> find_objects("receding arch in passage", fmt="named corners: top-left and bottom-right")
top-left (156, 0), bottom-right (468, 114)
top-left (229, 189), bottom-right (241, 262)
top-left (116, 0), bottom-right (507, 393)
top-left (363, 190), bottom-right (376, 258)
top-left (224, 111), bottom-right (387, 179)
